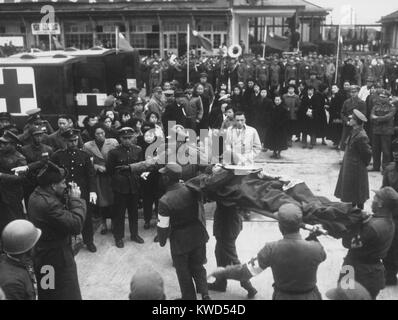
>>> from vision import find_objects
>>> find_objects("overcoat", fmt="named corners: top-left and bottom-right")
top-left (334, 128), bottom-right (372, 204)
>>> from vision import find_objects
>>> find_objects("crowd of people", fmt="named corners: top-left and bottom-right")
top-left (1, 50), bottom-right (398, 301)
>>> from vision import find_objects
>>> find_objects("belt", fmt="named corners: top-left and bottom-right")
top-left (273, 284), bottom-right (316, 295)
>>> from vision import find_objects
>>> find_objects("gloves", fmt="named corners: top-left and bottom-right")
top-left (11, 165), bottom-right (29, 175)
top-left (89, 192), bottom-right (97, 204)
top-left (140, 172), bottom-right (150, 180)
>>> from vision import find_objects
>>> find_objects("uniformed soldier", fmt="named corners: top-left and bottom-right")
top-left (339, 85), bottom-right (367, 149)
top-left (0, 130), bottom-right (26, 227)
top-left (51, 128), bottom-right (97, 253)
top-left (29, 161), bottom-right (86, 300)
top-left (381, 139), bottom-right (398, 285)
top-left (207, 202), bottom-right (257, 298)
top-left (13, 127), bottom-right (53, 209)
top-left (255, 58), bottom-right (270, 90)
top-left (198, 72), bottom-right (215, 102)
top-left (335, 109), bottom-right (372, 210)
top-left (106, 127), bottom-right (144, 248)
top-left (0, 219), bottom-right (41, 300)
top-left (339, 187), bottom-right (397, 299)
top-left (0, 220), bottom-right (41, 300)
top-left (157, 163), bottom-right (210, 300)
top-left (149, 61), bottom-right (163, 95)
top-left (209, 203), bottom-right (326, 300)
top-left (284, 59), bottom-right (298, 87)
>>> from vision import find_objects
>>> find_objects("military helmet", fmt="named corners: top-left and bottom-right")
top-left (1, 220), bottom-right (41, 255)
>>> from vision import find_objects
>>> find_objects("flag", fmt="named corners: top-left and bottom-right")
top-left (190, 30), bottom-right (213, 52)
top-left (117, 32), bottom-right (134, 51)
top-left (52, 36), bottom-right (63, 50)
top-left (265, 31), bottom-right (289, 51)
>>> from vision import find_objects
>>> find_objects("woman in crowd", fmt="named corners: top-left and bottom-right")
top-left (103, 110), bottom-right (121, 129)
top-left (83, 123), bottom-right (119, 234)
top-left (81, 114), bottom-right (99, 143)
top-left (230, 86), bottom-right (244, 112)
top-left (264, 95), bottom-right (289, 159)
top-left (101, 116), bottom-right (118, 140)
top-left (326, 84), bottom-right (345, 149)
top-left (253, 88), bottom-right (273, 151)
top-left (146, 111), bottom-right (164, 141)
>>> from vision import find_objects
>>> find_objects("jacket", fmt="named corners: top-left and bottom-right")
top-left (28, 186), bottom-right (86, 300)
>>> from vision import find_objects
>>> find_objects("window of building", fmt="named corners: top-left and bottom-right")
top-left (169, 34), bottom-right (177, 49)
top-left (131, 34), bottom-right (146, 48)
top-left (213, 34), bottom-right (221, 48)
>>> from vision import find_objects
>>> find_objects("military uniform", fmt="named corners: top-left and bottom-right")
top-left (382, 162), bottom-right (398, 284)
top-left (29, 186), bottom-right (86, 300)
top-left (0, 149), bottom-right (26, 223)
top-left (339, 96), bottom-right (367, 149)
top-left (0, 254), bottom-right (36, 300)
top-left (106, 142), bottom-right (143, 243)
top-left (255, 62), bottom-right (270, 89)
top-left (20, 142), bottom-right (53, 207)
top-left (335, 127), bottom-right (372, 208)
top-left (341, 210), bottom-right (395, 299)
top-left (51, 147), bottom-right (96, 246)
top-left (158, 166), bottom-right (209, 300)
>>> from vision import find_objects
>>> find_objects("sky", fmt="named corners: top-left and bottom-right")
top-left (313, 0), bottom-right (398, 24)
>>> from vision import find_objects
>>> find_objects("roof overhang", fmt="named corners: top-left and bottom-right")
top-left (233, 8), bottom-right (297, 17)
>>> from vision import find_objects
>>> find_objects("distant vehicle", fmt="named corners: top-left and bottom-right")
top-left (0, 47), bottom-right (140, 127)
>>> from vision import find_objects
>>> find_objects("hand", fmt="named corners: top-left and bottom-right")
top-left (97, 166), bottom-right (106, 173)
top-left (68, 182), bottom-right (81, 199)
top-left (140, 172), bottom-right (150, 180)
top-left (196, 119), bottom-right (200, 123)
top-left (11, 165), bottom-right (29, 175)
top-left (89, 192), bottom-right (97, 204)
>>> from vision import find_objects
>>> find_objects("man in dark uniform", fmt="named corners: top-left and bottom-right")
top-left (29, 161), bottom-right (86, 300)
top-left (339, 85), bottom-right (367, 150)
top-left (0, 219), bottom-right (41, 300)
top-left (45, 115), bottom-right (83, 152)
top-left (0, 130), bottom-right (26, 227)
top-left (207, 202), bottom-right (257, 298)
top-left (335, 110), bottom-right (372, 210)
top-left (19, 108), bottom-right (54, 145)
top-left (210, 203), bottom-right (326, 300)
top-left (106, 127), bottom-right (144, 248)
top-left (13, 127), bottom-right (53, 208)
top-left (51, 128), bottom-right (97, 253)
top-left (339, 187), bottom-right (397, 299)
top-left (381, 139), bottom-right (398, 285)
top-left (157, 163), bottom-right (210, 300)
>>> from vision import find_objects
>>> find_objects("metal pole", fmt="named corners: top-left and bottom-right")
top-left (49, 34), bottom-right (52, 51)
top-left (115, 25), bottom-right (119, 54)
top-left (262, 25), bottom-right (267, 59)
top-left (187, 23), bottom-right (190, 84)
top-left (335, 25), bottom-right (341, 84)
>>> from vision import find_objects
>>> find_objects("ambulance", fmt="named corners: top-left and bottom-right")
top-left (0, 47), bottom-right (140, 127)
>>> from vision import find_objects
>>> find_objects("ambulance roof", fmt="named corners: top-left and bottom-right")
top-left (0, 53), bottom-right (83, 66)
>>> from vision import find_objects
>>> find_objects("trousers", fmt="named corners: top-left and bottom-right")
top-left (172, 244), bottom-right (208, 300)
top-left (112, 192), bottom-right (139, 241)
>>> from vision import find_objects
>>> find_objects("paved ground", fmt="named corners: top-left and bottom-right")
top-left (76, 140), bottom-right (398, 300)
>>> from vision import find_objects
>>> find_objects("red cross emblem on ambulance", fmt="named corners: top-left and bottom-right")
top-left (0, 67), bottom-right (37, 114)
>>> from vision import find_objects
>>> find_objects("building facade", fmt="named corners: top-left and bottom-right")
top-left (0, 0), bottom-right (328, 57)
top-left (380, 10), bottom-right (398, 55)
